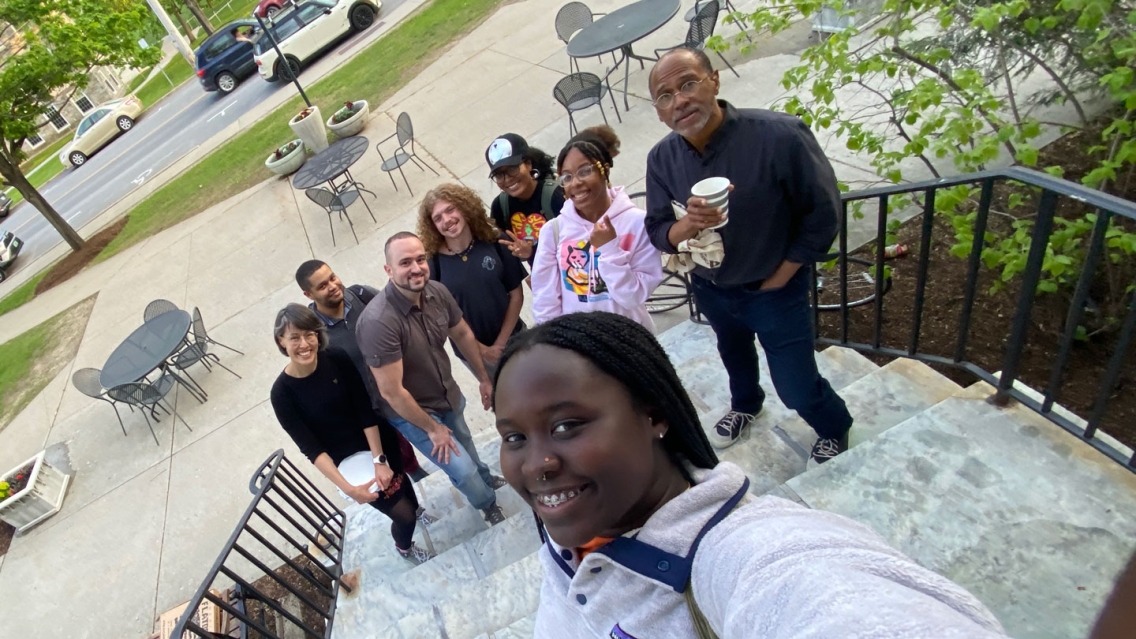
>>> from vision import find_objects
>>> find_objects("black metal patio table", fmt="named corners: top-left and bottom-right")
top-left (567, 0), bottom-right (681, 111)
top-left (292, 135), bottom-right (374, 196)
top-left (101, 309), bottom-right (200, 400)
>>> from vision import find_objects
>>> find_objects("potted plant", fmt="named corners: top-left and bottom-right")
top-left (288, 105), bottom-right (328, 153)
top-left (326, 100), bottom-right (370, 138)
top-left (0, 451), bottom-right (72, 533)
top-left (265, 139), bottom-right (307, 176)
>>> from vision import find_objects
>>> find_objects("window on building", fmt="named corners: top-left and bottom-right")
top-left (74, 94), bottom-right (94, 113)
top-left (45, 105), bottom-right (68, 131)
top-left (25, 131), bottom-right (44, 147)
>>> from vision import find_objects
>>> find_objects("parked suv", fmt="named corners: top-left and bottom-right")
top-left (0, 191), bottom-right (11, 219)
top-left (196, 19), bottom-right (261, 94)
top-left (253, 0), bottom-right (381, 82)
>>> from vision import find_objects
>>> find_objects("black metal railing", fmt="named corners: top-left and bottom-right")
top-left (812, 166), bottom-right (1136, 473)
top-left (170, 450), bottom-right (351, 638)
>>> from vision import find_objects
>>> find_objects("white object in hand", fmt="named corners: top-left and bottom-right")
top-left (691, 177), bottom-right (730, 229)
top-left (337, 451), bottom-right (380, 498)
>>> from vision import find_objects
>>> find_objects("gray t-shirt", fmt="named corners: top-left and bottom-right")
top-left (355, 280), bottom-right (464, 421)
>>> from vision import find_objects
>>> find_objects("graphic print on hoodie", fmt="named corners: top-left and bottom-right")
top-left (531, 186), bottom-right (665, 332)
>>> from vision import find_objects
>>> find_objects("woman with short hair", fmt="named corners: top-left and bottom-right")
top-left (269, 304), bottom-right (433, 564)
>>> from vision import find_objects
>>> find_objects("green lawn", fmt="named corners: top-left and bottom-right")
top-left (0, 317), bottom-right (50, 428)
top-left (98, 0), bottom-right (507, 261)
top-left (0, 272), bottom-right (47, 319)
top-left (19, 135), bottom-right (72, 172)
top-left (135, 54), bottom-right (196, 108)
top-left (198, 0), bottom-right (262, 43)
top-left (127, 67), bottom-right (155, 93)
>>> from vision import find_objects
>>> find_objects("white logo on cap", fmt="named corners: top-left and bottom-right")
top-left (488, 138), bottom-right (515, 164)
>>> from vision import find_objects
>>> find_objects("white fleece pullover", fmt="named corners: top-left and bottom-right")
top-left (535, 462), bottom-right (1007, 639)
top-left (531, 187), bottom-right (664, 332)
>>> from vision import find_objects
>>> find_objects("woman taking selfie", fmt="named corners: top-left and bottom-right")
top-left (530, 126), bottom-right (664, 330)
top-left (417, 183), bottom-right (527, 376)
top-left (485, 133), bottom-right (564, 263)
top-left (270, 304), bottom-right (434, 564)
top-left (492, 311), bottom-right (1007, 639)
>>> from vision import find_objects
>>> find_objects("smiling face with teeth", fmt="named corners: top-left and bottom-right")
top-left (495, 344), bottom-right (687, 548)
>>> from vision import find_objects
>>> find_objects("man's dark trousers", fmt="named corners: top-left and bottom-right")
top-left (691, 267), bottom-right (852, 439)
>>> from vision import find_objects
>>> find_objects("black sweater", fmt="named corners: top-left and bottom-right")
top-left (270, 347), bottom-right (398, 468)
top-left (645, 101), bottom-right (840, 288)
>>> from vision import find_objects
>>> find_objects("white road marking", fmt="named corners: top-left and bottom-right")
top-left (207, 99), bottom-right (240, 122)
top-left (132, 169), bottom-right (153, 186)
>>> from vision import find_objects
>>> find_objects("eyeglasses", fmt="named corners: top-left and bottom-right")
top-left (491, 165), bottom-right (521, 184)
top-left (558, 162), bottom-right (601, 188)
top-left (651, 78), bottom-right (705, 110)
top-left (284, 331), bottom-right (318, 346)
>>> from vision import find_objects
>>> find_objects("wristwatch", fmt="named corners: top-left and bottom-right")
top-left (373, 454), bottom-right (388, 466)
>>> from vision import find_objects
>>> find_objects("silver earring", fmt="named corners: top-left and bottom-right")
top-left (659, 433), bottom-right (665, 439)
top-left (530, 168), bottom-right (540, 179)
top-left (540, 472), bottom-right (548, 481)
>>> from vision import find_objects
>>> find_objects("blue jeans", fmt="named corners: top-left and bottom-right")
top-left (388, 396), bottom-right (498, 511)
top-left (691, 268), bottom-right (852, 439)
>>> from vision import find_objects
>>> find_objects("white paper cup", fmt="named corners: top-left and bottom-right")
top-left (691, 177), bottom-right (730, 229)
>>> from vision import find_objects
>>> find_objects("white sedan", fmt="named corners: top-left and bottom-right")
top-left (253, 0), bottom-right (381, 82)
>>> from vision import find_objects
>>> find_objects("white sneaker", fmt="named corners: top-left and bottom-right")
top-left (397, 542), bottom-right (435, 565)
top-left (415, 506), bottom-right (437, 526)
top-left (708, 410), bottom-right (759, 449)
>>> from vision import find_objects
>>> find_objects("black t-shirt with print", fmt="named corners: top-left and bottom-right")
top-left (489, 182), bottom-right (566, 256)
top-left (431, 237), bottom-right (527, 360)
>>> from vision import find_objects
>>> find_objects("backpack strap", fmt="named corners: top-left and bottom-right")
top-left (497, 191), bottom-right (511, 222)
top-left (348, 284), bottom-right (375, 306)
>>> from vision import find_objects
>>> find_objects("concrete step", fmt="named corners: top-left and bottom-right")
top-left (333, 489), bottom-right (541, 639)
top-left (784, 381), bottom-right (1136, 639)
top-left (720, 357), bottom-right (960, 494)
top-left (376, 552), bottom-right (543, 639)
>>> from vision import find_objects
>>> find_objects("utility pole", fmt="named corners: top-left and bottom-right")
top-left (145, 0), bottom-right (196, 65)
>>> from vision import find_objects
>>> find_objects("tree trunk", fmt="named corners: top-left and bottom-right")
top-left (184, 0), bottom-right (214, 36)
top-left (171, 5), bottom-right (194, 41)
top-left (0, 144), bottom-right (85, 252)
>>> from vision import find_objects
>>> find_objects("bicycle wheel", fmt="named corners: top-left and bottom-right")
top-left (814, 256), bottom-right (891, 311)
top-left (647, 270), bottom-right (692, 314)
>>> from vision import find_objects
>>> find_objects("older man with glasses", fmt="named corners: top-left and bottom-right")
top-left (643, 47), bottom-right (855, 467)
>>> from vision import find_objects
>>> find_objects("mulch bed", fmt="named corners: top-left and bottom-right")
top-left (817, 113), bottom-right (1136, 450)
top-left (222, 555), bottom-right (335, 638)
top-left (34, 216), bottom-right (128, 295)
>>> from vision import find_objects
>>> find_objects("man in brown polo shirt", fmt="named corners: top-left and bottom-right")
top-left (357, 231), bottom-right (507, 525)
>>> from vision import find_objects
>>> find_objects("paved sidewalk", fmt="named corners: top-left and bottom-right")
top-left (0, 1), bottom-right (1091, 638)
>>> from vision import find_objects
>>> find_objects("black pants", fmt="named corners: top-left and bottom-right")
top-left (368, 472), bottom-right (420, 550)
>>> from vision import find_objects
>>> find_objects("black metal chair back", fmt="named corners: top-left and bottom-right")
top-left (553, 72), bottom-right (618, 135)
top-left (107, 372), bottom-right (190, 445)
top-left (305, 188), bottom-right (360, 245)
top-left (143, 298), bottom-right (179, 322)
top-left (396, 111), bottom-right (415, 149)
top-left (376, 112), bottom-right (440, 197)
top-left (687, 0), bottom-right (720, 46)
top-left (73, 366), bottom-right (130, 437)
top-left (555, 2), bottom-right (594, 44)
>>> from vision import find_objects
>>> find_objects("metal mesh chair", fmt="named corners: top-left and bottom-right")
top-left (143, 298), bottom-right (179, 322)
top-left (555, 2), bottom-right (617, 73)
top-left (375, 112), bottom-right (439, 197)
top-left (172, 307), bottom-right (243, 382)
top-left (72, 367), bottom-right (130, 437)
top-left (656, 0), bottom-right (739, 77)
top-left (306, 187), bottom-right (366, 246)
top-left (684, 0), bottom-right (753, 42)
top-left (627, 190), bottom-right (707, 324)
top-left (106, 372), bottom-right (191, 445)
top-left (553, 72), bottom-right (622, 137)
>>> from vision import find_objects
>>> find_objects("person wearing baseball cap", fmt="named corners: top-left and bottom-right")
top-left (485, 133), bottom-right (565, 264)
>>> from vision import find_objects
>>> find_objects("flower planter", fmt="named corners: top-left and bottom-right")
top-left (0, 451), bottom-right (72, 533)
top-left (327, 100), bottom-right (370, 139)
top-left (266, 139), bottom-right (307, 176)
top-left (289, 106), bottom-right (328, 153)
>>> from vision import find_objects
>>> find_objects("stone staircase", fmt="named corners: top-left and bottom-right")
top-left (329, 319), bottom-right (1136, 639)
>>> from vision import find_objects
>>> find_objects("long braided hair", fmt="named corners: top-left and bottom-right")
top-left (493, 312), bottom-right (718, 477)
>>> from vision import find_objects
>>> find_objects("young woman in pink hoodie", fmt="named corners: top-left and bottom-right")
top-left (531, 126), bottom-right (665, 331)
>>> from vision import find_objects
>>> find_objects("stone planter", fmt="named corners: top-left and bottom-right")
top-left (0, 451), bottom-right (72, 533)
top-left (265, 139), bottom-right (307, 176)
top-left (326, 100), bottom-right (370, 139)
top-left (289, 106), bottom-right (328, 153)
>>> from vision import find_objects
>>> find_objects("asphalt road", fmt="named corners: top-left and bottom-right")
top-left (0, 0), bottom-right (407, 287)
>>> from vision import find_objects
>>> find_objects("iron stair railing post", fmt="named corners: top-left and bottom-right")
top-left (1044, 208), bottom-right (1113, 413)
top-left (1085, 294), bottom-right (1136, 446)
top-left (909, 188), bottom-right (937, 355)
top-left (954, 179), bottom-right (995, 362)
top-left (873, 195), bottom-right (889, 349)
top-left (994, 189), bottom-right (1058, 405)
